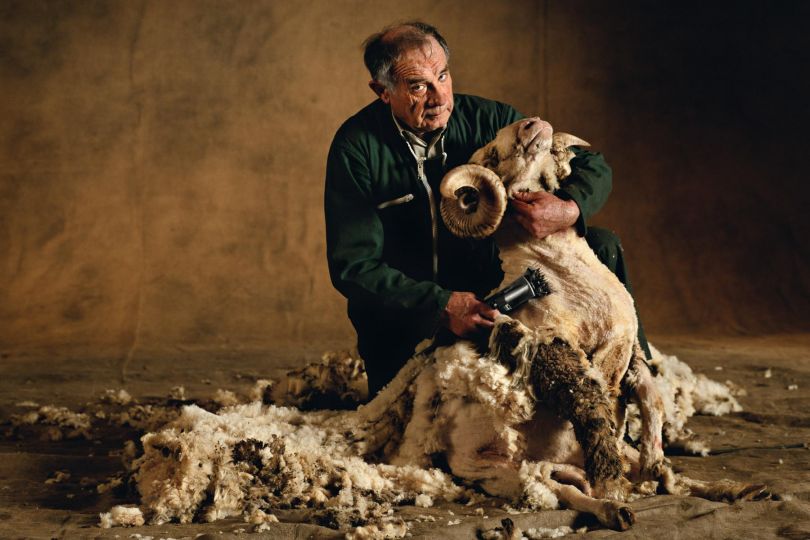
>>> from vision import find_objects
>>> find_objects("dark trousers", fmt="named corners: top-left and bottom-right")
top-left (364, 227), bottom-right (651, 397)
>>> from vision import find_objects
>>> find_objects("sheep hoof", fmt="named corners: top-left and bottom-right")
top-left (737, 484), bottom-right (771, 501)
top-left (601, 501), bottom-right (635, 531)
top-left (637, 449), bottom-right (665, 478)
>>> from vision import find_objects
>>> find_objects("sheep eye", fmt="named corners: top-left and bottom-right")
top-left (485, 148), bottom-right (499, 168)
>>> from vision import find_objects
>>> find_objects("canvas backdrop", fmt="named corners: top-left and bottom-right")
top-left (1, 0), bottom-right (807, 361)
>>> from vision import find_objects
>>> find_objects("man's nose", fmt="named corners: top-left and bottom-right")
top-left (428, 85), bottom-right (450, 106)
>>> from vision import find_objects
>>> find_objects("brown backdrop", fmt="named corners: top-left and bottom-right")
top-left (1, 0), bottom-right (808, 361)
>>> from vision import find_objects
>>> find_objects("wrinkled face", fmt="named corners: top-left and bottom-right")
top-left (378, 37), bottom-right (453, 135)
top-left (470, 117), bottom-right (555, 193)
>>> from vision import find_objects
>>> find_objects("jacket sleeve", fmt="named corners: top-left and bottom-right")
top-left (324, 139), bottom-right (452, 320)
top-left (555, 146), bottom-right (613, 236)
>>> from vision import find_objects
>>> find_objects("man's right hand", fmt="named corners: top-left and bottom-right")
top-left (441, 291), bottom-right (500, 337)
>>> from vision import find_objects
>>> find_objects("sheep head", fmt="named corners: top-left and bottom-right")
top-left (440, 117), bottom-right (589, 239)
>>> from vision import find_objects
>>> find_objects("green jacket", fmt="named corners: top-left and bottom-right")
top-left (324, 94), bottom-right (612, 390)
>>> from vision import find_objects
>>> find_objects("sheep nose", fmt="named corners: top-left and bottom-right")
top-left (521, 117), bottom-right (550, 131)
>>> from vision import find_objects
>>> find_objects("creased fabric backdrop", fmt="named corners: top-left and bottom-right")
top-left (1, 0), bottom-right (808, 360)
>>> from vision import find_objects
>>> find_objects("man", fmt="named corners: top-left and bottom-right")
top-left (325, 22), bottom-right (649, 397)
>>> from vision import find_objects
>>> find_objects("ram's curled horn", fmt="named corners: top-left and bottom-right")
top-left (552, 132), bottom-right (590, 150)
top-left (439, 164), bottom-right (507, 239)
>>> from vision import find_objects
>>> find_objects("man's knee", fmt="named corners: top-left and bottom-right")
top-left (585, 227), bottom-right (623, 273)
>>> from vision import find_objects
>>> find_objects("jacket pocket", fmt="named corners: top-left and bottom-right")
top-left (376, 193), bottom-right (414, 209)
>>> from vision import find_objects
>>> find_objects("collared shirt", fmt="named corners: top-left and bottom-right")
top-left (391, 111), bottom-right (447, 161)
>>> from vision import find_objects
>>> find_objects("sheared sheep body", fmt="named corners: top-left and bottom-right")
top-left (435, 117), bottom-right (768, 525)
top-left (498, 223), bottom-right (638, 391)
top-left (441, 119), bottom-right (651, 502)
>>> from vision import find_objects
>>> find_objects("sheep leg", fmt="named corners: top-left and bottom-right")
top-left (526, 338), bottom-right (626, 500)
top-left (489, 319), bottom-right (626, 498)
top-left (549, 463), bottom-right (592, 496)
top-left (620, 444), bottom-right (769, 501)
top-left (621, 443), bottom-right (685, 495)
top-left (671, 475), bottom-right (771, 502)
top-left (621, 342), bottom-right (666, 480)
top-left (543, 475), bottom-right (635, 531)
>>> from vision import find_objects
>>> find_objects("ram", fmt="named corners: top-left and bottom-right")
top-left (436, 117), bottom-right (767, 525)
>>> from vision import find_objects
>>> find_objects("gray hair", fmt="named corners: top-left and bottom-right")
top-left (362, 21), bottom-right (450, 89)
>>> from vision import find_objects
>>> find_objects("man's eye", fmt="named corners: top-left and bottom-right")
top-left (438, 72), bottom-right (449, 82)
top-left (411, 84), bottom-right (426, 93)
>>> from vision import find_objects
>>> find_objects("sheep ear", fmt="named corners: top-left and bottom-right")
top-left (554, 132), bottom-right (590, 148)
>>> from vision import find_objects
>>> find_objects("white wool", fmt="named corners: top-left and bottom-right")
top-left (133, 396), bottom-right (470, 527)
top-left (637, 344), bottom-right (742, 453)
top-left (98, 505), bottom-right (144, 528)
top-left (168, 386), bottom-right (186, 400)
top-left (212, 389), bottom-right (241, 408)
top-left (266, 350), bottom-right (368, 408)
top-left (107, 403), bottom-right (181, 432)
top-left (346, 520), bottom-right (408, 540)
top-left (10, 405), bottom-right (92, 440)
top-left (249, 379), bottom-right (275, 402)
top-left (245, 508), bottom-right (279, 525)
top-left (100, 389), bottom-right (133, 405)
top-left (524, 525), bottom-right (577, 539)
top-left (692, 374), bottom-right (743, 416)
top-left (96, 476), bottom-right (123, 493)
top-left (14, 400), bottom-right (39, 407)
top-left (433, 342), bottom-right (534, 424)
top-left (44, 470), bottom-right (70, 484)
top-left (414, 494), bottom-right (432, 508)
top-left (518, 462), bottom-right (558, 510)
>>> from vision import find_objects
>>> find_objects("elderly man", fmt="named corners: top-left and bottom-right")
top-left (325, 22), bottom-right (649, 396)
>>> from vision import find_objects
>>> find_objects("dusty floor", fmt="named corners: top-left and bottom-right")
top-left (1, 334), bottom-right (809, 540)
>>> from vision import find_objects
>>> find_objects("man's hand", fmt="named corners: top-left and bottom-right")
top-left (441, 291), bottom-right (499, 337)
top-left (510, 191), bottom-right (580, 239)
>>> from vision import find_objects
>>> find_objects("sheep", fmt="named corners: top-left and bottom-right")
top-left (436, 117), bottom-right (768, 523)
top-left (439, 118), bottom-right (655, 504)
top-left (128, 119), bottom-right (768, 534)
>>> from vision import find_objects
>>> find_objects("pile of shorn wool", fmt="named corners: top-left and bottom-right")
top-left (6, 347), bottom-right (741, 537)
top-left (120, 345), bottom-right (741, 536)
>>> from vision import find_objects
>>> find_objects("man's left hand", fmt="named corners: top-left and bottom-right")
top-left (510, 191), bottom-right (580, 239)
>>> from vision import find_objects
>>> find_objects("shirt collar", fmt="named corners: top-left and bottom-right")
top-left (390, 110), bottom-right (446, 153)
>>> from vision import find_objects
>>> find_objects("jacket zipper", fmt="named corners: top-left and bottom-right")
top-left (395, 130), bottom-right (440, 280)
top-left (415, 157), bottom-right (439, 280)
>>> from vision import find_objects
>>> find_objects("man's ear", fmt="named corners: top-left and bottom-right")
top-left (369, 80), bottom-right (390, 104)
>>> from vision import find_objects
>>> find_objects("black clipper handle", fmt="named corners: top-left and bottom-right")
top-left (484, 268), bottom-right (551, 313)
